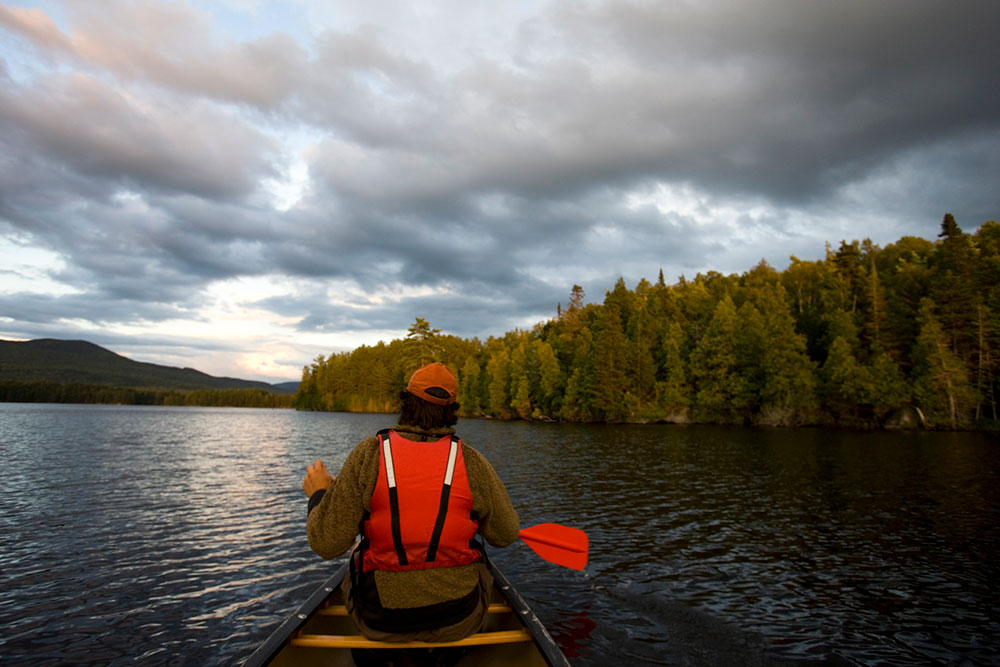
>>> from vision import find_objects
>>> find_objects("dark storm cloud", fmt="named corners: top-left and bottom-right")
top-left (0, 291), bottom-right (186, 327)
top-left (0, 72), bottom-right (279, 200)
top-left (267, 279), bottom-right (562, 340)
top-left (544, 0), bottom-right (1000, 200)
top-left (1, 0), bottom-right (998, 374)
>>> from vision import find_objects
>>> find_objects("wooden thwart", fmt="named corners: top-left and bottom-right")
top-left (317, 603), bottom-right (512, 617)
top-left (291, 628), bottom-right (533, 649)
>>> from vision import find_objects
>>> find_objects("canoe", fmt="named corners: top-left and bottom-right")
top-left (243, 561), bottom-right (571, 667)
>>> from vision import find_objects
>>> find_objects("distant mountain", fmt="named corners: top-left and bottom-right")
top-left (0, 339), bottom-right (298, 393)
top-left (271, 381), bottom-right (300, 394)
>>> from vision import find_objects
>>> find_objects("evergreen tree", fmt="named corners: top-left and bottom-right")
top-left (973, 222), bottom-right (1000, 420)
top-left (834, 240), bottom-right (866, 314)
top-left (735, 301), bottom-right (767, 413)
top-left (403, 317), bottom-right (442, 371)
top-left (931, 214), bottom-right (977, 362)
top-left (286, 224), bottom-right (998, 431)
top-left (782, 255), bottom-right (828, 361)
top-left (533, 339), bottom-right (562, 416)
top-left (657, 321), bottom-right (690, 410)
top-left (561, 328), bottom-right (595, 421)
top-left (507, 342), bottom-right (533, 419)
top-left (912, 298), bottom-right (976, 428)
top-left (861, 239), bottom-right (888, 350)
top-left (459, 355), bottom-right (482, 415)
top-left (821, 336), bottom-right (872, 419)
top-left (512, 375), bottom-right (532, 419)
top-left (690, 295), bottom-right (751, 423)
top-left (592, 305), bottom-right (630, 421)
top-left (867, 349), bottom-right (909, 421)
top-left (486, 349), bottom-right (511, 417)
top-left (756, 283), bottom-right (817, 420)
top-left (567, 284), bottom-right (585, 312)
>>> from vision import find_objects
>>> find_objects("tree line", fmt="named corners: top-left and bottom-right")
top-left (0, 381), bottom-right (294, 408)
top-left (294, 215), bottom-right (999, 430)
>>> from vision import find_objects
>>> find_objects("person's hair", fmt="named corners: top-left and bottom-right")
top-left (398, 390), bottom-right (460, 429)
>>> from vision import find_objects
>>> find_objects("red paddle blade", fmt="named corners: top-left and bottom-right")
top-left (519, 523), bottom-right (589, 570)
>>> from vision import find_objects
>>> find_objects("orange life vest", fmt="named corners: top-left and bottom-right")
top-left (361, 430), bottom-right (481, 572)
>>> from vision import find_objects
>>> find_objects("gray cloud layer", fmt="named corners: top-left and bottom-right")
top-left (1, 0), bottom-right (998, 377)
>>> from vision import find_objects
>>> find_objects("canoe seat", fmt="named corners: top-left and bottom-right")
top-left (290, 629), bottom-right (533, 649)
top-left (317, 603), bottom-right (512, 617)
top-left (300, 604), bottom-right (527, 649)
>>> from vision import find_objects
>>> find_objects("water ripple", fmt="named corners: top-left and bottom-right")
top-left (2, 406), bottom-right (998, 666)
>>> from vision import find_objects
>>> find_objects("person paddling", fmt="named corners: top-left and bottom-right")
top-left (302, 362), bottom-right (520, 656)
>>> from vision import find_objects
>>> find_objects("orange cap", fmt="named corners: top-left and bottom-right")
top-left (407, 362), bottom-right (458, 406)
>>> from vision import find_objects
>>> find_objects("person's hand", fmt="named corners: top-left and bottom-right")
top-left (303, 459), bottom-right (334, 496)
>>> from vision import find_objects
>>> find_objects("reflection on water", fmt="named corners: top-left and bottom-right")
top-left (1, 405), bottom-right (997, 666)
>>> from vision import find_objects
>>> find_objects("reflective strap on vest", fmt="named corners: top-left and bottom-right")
top-left (426, 436), bottom-right (459, 562)
top-left (380, 433), bottom-right (460, 565)
top-left (380, 434), bottom-right (408, 566)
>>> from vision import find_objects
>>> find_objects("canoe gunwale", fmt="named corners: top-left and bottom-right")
top-left (488, 562), bottom-right (571, 667)
top-left (242, 561), bottom-right (349, 667)
top-left (242, 559), bottom-right (570, 667)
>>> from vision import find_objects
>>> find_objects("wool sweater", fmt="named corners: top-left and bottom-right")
top-left (306, 424), bottom-right (520, 609)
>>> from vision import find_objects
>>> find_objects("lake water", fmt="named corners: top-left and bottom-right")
top-left (1, 404), bottom-right (997, 666)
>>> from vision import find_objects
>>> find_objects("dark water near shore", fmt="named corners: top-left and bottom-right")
top-left (1, 404), bottom-right (998, 666)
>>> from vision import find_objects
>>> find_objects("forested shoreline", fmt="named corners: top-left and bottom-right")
top-left (294, 215), bottom-right (999, 431)
top-left (0, 382), bottom-right (293, 408)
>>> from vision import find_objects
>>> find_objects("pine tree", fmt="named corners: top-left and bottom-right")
top-left (657, 321), bottom-right (690, 409)
top-left (561, 328), bottom-right (596, 421)
top-left (690, 295), bottom-right (751, 423)
top-left (567, 284), bottom-right (585, 312)
top-left (756, 283), bottom-right (817, 420)
top-left (973, 222), bottom-right (1000, 420)
top-left (592, 305), bottom-right (630, 421)
top-left (821, 336), bottom-right (871, 418)
top-left (512, 375), bottom-right (532, 419)
top-left (403, 317), bottom-right (442, 370)
top-left (459, 355), bottom-right (482, 415)
top-left (486, 349), bottom-right (510, 417)
top-left (507, 342), bottom-right (533, 419)
top-left (861, 239), bottom-right (888, 350)
top-left (735, 301), bottom-right (766, 413)
top-left (534, 339), bottom-right (562, 416)
top-left (912, 299), bottom-right (976, 428)
top-left (834, 240), bottom-right (866, 313)
top-left (867, 349), bottom-right (909, 421)
top-left (932, 215), bottom-right (976, 352)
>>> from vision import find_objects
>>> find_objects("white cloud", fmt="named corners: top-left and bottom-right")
top-left (0, 235), bottom-right (80, 296)
top-left (0, 0), bottom-right (997, 381)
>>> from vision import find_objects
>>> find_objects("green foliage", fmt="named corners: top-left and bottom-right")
top-left (657, 322), bottom-right (690, 409)
top-left (868, 349), bottom-right (910, 419)
top-left (821, 337), bottom-right (872, 420)
top-left (0, 381), bottom-right (292, 408)
top-left (592, 305), bottom-right (630, 421)
top-left (912, 299), bottom-right (977, 428)
top-left (486, 349), bottom-right (511, 417)
top-left (403, 317), bottom-right (443, 372)
top-left (458, 356), bottom-right (482, 415)
top-left (291, 217), bottom-right (999, 430)
top-left (755, 283), bottom-right (817, 421)
top-left (689, 295), bottom-right (752, 423)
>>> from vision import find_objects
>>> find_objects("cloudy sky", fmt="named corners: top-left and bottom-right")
top-left (1, 0), bottom-right (998, 383)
